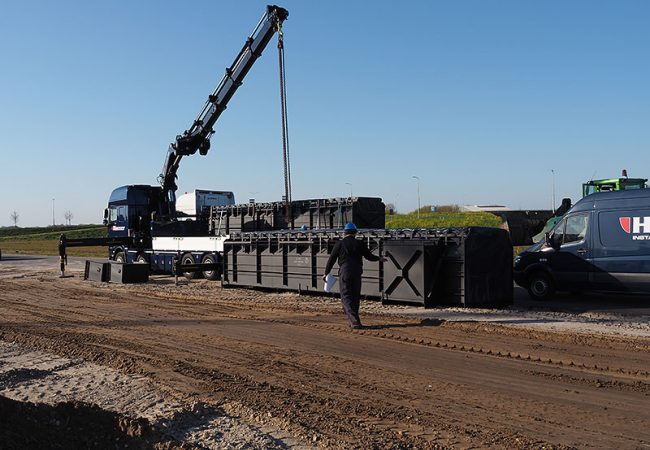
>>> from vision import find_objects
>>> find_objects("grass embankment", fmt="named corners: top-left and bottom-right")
top-left (385, 211), bottom-right (503, 229)
top-left (387, 213), bottom-right (530, 257)
top-left (0, 225), bottom-right (108, 258)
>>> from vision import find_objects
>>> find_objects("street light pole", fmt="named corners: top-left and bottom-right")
top-left (412, 176), bottom-right (421, 219)
top-left (52, 198), bottom-right (55, 226)
top-left (345, 182), bottom-right (353, 198)
top-left (551, 169), bottom-right (556, 211)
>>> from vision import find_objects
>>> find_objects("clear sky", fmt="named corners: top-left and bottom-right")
top-left (1, 0), bottom-right (649, 226)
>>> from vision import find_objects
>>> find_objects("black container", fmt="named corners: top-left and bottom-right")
top-left (109, 263), bottom-right (150, 283)
top-left (223, 227), bottom-right (513, 308)
top-left (84, 261), bottom-right (111, 282)
top-left (210, 197), bottom-right (385, 234)
top-left (455, 227), bottom-right (513, 307)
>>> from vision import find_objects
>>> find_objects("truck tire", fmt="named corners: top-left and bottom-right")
top-left (201, 254), bottom-right (220, 281)
top-left (182, 253), bottom-right (199, 280)
top-left (527, 271), bottom-right (555, 301)
top-left (135, 253), bottom-right (147, 264)
top-left (114, 251), bottom-right (125, 264)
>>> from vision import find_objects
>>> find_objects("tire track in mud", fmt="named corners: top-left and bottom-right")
top-left (2, 276), bottom-right (650, 448)
top-left (5, 279), bottom-right (650, 398)
top-left (7, 284), bottom-right (649, 387)
top-left (0, 328), bottom-right (441, 449)
top-left (0, 315), bottom-right (644, 450)
top-left (0, 315), bottom-right (557, 448)
top-left (136, 285), bottom-right (650, 373)
top-left (2, 319), bottom-right (641, 450)
top-left (4, 281), bottom-right (650, 399)
top-left (154, 306), bottom-right (650, 386)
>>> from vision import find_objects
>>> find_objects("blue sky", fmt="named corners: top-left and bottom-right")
top-left (1, 0), bottom-right (649, 226)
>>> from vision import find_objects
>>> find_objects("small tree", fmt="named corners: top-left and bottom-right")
top-left (64, 210), bottom-right (73, 226)
top-left (10, 210), bottom-right (19, 227)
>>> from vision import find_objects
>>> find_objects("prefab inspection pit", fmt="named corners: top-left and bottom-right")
top-left (209, 197), bottom-right (385, 234)
top-left (223, 227), bottom-right (513, 308)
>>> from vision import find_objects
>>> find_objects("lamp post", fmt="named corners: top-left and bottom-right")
top-left (345, 182), bottom-right (353, 198)
top-left (551, 169), bottom-right (556, 211)
top-left (52, 198), bottom-right (55, 226)
top-left (412, 176), bottom-right (421, 219)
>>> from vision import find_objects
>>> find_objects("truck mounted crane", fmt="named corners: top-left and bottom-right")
top-left (59, 5), bottom-right (289, 278)
top-left (158, 4), bottom-right (289, 220)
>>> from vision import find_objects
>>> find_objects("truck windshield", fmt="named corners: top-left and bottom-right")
top-left (108, 207), bottom-right (118, 222)
top-left (108, 206), bottom-right (126, 223)
top-left (583, 184), bottom-right (609, 196)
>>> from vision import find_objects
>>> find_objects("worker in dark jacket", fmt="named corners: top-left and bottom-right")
top-left (322, 223), bottom-right (385, 329)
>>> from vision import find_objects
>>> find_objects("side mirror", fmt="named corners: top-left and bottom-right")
top-left (103, 209), bottom-right (109, 226)
top-left (545, 232), bottom-right (560, 250)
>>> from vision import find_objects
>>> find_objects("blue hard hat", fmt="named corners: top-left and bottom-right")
top-left (300, 225), bottom-right (307, 230)
top-left (344, 222), bottom-right (357, 233)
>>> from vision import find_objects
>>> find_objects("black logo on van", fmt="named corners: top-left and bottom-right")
top-left (619, 217), bottom-right (650, 240)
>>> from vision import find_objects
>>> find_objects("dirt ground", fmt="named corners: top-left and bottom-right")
top-left (1, 255), bottom-right (649, 449)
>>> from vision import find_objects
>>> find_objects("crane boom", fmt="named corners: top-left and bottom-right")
top-left (158, 5), bottom-right (288, 218)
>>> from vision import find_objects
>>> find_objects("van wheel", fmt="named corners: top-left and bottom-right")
top-left (201, 254), bottom-right (220, 281)
top-left (182, 254), bottom-right (199, 280)
top-left (114, 251), bottom-right (125, 264)
top-left (527, 272), bottom-right (555, 301)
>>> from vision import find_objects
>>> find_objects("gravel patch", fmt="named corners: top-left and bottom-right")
top-left (0, 341), bottom-right (293, 449)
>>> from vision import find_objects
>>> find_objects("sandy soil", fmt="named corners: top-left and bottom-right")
top-left (1, 255), bottom-right (649, 449)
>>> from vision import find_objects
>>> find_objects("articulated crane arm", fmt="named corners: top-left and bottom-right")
top-left (158, 5), bottom-right (289, 219)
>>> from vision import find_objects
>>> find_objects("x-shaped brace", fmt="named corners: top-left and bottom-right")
top-left (384, 250), bottom-right (422, 297)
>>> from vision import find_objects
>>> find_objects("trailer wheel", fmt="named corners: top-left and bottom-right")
top-left (182, 253), bottom-right (199, 280)
top-left (114, 251), bottom-right (125, 264)
top-left (527, 271), bottom-right (555, 301)
top-left (201, 254), bottom-right (220, 281)
top-left (135, 253), bottom-right (147, 264)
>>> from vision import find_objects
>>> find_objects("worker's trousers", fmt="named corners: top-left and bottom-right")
top-left (339, 266), bottom-right (362, 327)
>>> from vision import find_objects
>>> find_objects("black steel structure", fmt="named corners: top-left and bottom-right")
top-left (109, 263), bottom-right (150, 284)
top-left (223, 227), bottom-right (513, 308)
top-left (209, 197), bottom-right (385, 234)
top-left (84, 260), bottom-right (149, 284)
top-left (84, 261), bottom-right (111, 282)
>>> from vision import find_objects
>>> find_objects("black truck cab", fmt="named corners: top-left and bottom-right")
top-left (104, 185), bottom-right (163, 260)
top-left (514, 189), bottom-right (650, 300)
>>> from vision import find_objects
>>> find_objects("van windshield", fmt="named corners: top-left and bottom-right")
top-left (550, 213), bottom-right (589, 246)
top-left (564, 214), bottom-right (589, 244)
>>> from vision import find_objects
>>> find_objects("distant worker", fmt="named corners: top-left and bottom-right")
top-left (322, 223), bottom-right (386, 329)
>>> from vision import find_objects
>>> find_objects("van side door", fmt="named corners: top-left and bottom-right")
top-left (549, 213), bottom-right (591, 289)
top-left (591, 210), bottom-right (650, 292)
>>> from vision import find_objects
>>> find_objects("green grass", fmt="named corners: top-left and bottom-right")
top-left (0, 240), bottom-right (108, 258)
top-left (0, 225), bottom-right (108, 257)
top-left (0, 225), bottom-right (106, 241)
top-left (385, 212), bottom-right (503, 229)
